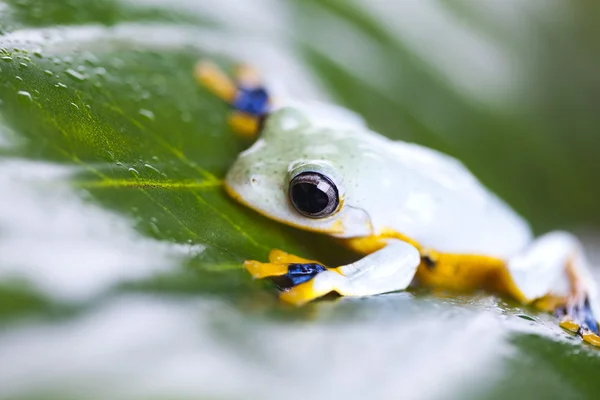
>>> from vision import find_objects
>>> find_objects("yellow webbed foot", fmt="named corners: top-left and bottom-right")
top-left (554, 297), bottom-right (600, 347)
top-left (244, 249), bottom-right (346, 305)
top-left (194, 60), bottom-right (270, 139)
top-left (559, 318), bottom-right (600, 347)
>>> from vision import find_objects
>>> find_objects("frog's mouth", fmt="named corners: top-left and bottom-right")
top-left (224, 181), bottom-right (374, 238)
top-left (224, 181), bottom-right (344, 235)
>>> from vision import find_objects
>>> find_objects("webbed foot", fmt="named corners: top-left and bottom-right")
top-left (194, 60), bottom-right (270, 138)
top-left (556, 297), bottom-right (600, 346)
top-left (244, 249), bottom-right (347, 305)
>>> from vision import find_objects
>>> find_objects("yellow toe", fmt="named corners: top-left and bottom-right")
top-left (194, 61), bottom-right (237, 102)
top-left (267, 249), bottom-right (322, 266)
top-left (582, 331), bottom-right (600, 347)
top-left (228, 112), bottom-right (260, 139)
top-left (244, 260), bottom-right (288, 279)
top-left (559, 319), bottom-right (580, 333)
top-left (280, 281), bottom-right (324, 306)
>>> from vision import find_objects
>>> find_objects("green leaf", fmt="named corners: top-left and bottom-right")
top-left (2, 1), bottom-right (600, 399)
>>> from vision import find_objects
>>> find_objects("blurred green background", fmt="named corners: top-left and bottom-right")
top-left (1, 0), bottom-right (600, 399)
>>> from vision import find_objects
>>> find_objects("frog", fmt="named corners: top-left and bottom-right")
top-left (195, 60), bottom-right (600, 346)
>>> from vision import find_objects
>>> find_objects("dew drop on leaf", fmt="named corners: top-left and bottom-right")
top-left (139, 109), bottom-right (155, 121)
top-left (128, 167), bottom-right (140, 178)
top-left (65, 68), bottom-right (86, 82)
top-left (144, 163), bottom-right (161, 174)
top-left (16, 90), bottom-right (32, 102)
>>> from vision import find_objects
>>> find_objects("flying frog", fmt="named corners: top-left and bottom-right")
top-left (196, 61), bottom-right (600, 346)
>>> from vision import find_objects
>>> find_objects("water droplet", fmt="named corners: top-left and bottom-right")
top-left (149, 221), bottom-right (161, 237)
top-left (44, 69), bottom-right (53, 76)
top-left (65, 68), bottom-right (86, 81)
top-left (1, 56), bottom-right (12, 62)
top-left (138, 109), bottom-right (155, 121)
top-left (23, 56), bottom-right (31, 62)
top-left (144, 163), bottom-right (161, 174)
top-left (19, 62), bottom-right (28, 68)
top-left (56, 82), bottom-right (67, 89)
top-left (17, 90), bottom-right (32, 102)
top-left (15, 76), bottom-right (23, 81)
top-left (33, 50), bottom-right (42, 58)
top-left (83, 52), bottom-right (99, 65)
top-left (70, 102), bottom-right (79, 110)
top-left (128, 167), bottom-right (140, 178)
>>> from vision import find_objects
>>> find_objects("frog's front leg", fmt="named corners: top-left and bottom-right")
top-left (245, 239), bottom-right (421, 305)
top-left (194, 61), bottom-right (269, 138)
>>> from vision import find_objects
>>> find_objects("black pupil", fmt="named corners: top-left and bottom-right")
top-left (291, 182), bottom-right (329, 214)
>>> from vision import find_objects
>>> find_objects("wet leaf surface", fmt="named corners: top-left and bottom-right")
top-left (1, 1), bottom-right (600, 399)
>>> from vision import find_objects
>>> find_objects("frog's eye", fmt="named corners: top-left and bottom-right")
top-left (289, 172), bottom-right (339, 218)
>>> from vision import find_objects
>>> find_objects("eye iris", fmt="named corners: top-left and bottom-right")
top-left (289, 172), bottom-right (339, 218)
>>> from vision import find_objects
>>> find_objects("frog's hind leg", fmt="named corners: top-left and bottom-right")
top-left (194, 61), bottom-right (270, 138)
top-left (507, 232), bottom-right (600, 345)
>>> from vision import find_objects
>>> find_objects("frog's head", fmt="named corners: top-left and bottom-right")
top-left (225, 104), bottom-right (375, 237)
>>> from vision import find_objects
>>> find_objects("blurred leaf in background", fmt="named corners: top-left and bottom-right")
top-left (1, 0), bottom-right (600, 399)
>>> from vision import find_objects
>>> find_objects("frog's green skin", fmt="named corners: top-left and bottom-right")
top-left (225, 100), bottom-right (600, 343)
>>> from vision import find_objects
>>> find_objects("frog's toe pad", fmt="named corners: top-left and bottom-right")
top-left (280, 280), bottom-right (321, 306)
top-left (279, 271), bottom-right (342, 306)
top-left (559, 319), bottom-right (580, 334)
top-left (244, 260), bottom-right (288, 279)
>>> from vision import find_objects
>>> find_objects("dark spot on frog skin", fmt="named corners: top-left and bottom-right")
top-left (421, 254), bottom-right (436, 269)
